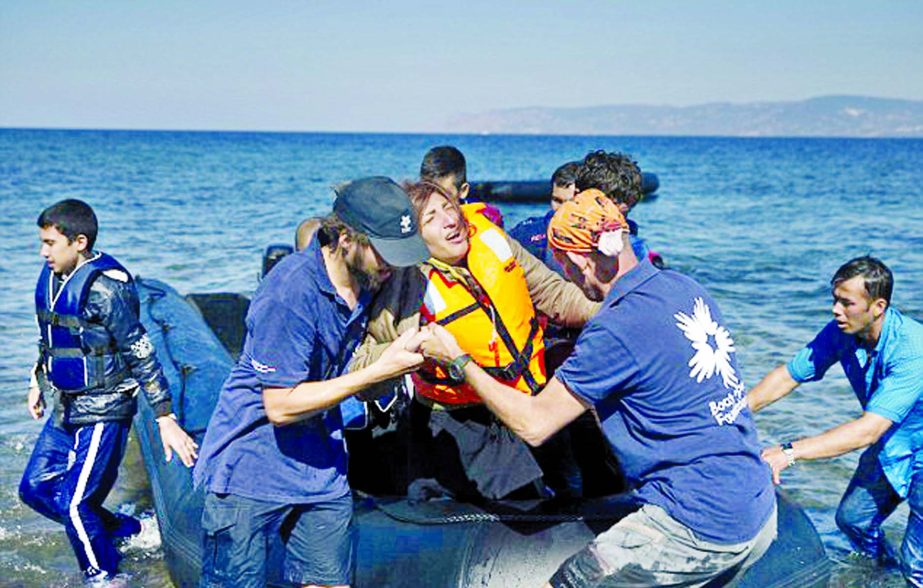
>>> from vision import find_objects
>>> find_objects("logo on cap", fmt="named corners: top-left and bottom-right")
top-left (400, 215), bottom-right (412, 234)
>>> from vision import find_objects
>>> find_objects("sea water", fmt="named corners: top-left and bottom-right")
top-left (0, 129), bottom-right (921, 586)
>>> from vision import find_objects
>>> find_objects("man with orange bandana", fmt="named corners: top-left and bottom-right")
top-left (420, 190), bottom-right (777, 587)
top-left (350, 181), bottom-right (598, 502)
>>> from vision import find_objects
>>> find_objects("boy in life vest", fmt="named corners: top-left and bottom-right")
top-left (20, 199), bottom-right (197, 583)
top-left (351, 181), bottom-right (600, 501)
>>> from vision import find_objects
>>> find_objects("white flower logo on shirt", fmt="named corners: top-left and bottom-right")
top-left (674, 297), bottom-right (739, 388)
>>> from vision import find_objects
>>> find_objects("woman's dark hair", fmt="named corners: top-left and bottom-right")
top-left (403, 180), bottom-right (468, 232)
top-left (37, 199), bottom-right (98, 249)
top-left (831, 256), bottom-right (893, 305)
top-left (420, 146), bottom-right (467, 189)
top-left (575, 150), bottom-right (642, 209)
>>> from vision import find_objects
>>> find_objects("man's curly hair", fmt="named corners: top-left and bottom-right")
top-left (575, 150), bottom-right (643, 210)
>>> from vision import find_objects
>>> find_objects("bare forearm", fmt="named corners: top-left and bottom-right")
top-left (747, 364), bottom-right (799, 412)
top-left (264, 363), bottom-right (389, 426)
top-left (791, 415), bottom-right (889, 461)
top-left (461, 361), bottom-right (591, 447)
top-left (462, 363), bottom-right (552, 445)
top-left (266, 328), bottom-right (425, 426)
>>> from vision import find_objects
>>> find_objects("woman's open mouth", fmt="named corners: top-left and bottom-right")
top-left (445, 228), bottom-right (464, 244)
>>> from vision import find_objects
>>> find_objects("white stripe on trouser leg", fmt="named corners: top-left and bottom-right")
top-left (70, 423), bottom-right (104, 571)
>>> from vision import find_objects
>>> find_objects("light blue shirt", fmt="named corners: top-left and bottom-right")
top-left (787, 308), bottom-right (923, 497)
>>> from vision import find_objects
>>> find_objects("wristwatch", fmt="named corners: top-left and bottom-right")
top-left (781, 442), bottom-right (797, 467)
top-left (447, 354), bottom-right (473, 382)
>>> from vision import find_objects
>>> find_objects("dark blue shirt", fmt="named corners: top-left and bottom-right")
top-left (556, 261), bottom-right (775, 544)
top-left (193, 240), bottom-right (370, 503)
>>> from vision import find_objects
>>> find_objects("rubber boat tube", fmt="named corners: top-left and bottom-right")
top-left (134, 278), bottom-right (830, 588)
top-left (469, 172), bottom-right (659, 204)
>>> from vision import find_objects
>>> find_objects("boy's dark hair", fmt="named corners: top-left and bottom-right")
top-left (37, 199), bottom-right (98, 249)
top-left (420, 146), bottom-right (467, 189)
top-left (831, 256), bottom-right (894, 305)
top-left (575, 150), bottom-right (643, 209)
top-left (551, 161), bottom-right (580, 188)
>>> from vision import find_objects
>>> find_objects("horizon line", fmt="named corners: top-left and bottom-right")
top-left (2, 126), bottom-right (922, 141)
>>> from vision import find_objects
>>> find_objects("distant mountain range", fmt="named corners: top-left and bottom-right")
top-left (444, 96), bottom-right (923, 138)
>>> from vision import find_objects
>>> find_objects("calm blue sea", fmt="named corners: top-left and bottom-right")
top-left (1, 129), bottom-right (921, 586)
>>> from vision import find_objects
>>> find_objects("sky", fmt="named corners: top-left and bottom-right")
top-left (1, 0), bottom-right (922, 132)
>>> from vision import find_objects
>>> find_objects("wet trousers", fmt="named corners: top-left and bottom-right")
top-left (835, 446), bottom-right (923, 586)
top-left (19, 417), bottom-right (131, 577)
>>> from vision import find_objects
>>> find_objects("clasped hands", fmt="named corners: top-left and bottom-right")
top-left (376, 324), bottom-right (464, 378)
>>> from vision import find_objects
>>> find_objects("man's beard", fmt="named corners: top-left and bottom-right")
top-left (346, 253), bottom-right (385, 292)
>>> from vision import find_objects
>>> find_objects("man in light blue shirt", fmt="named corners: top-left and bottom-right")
top-left (748, 256), bottom-right (923, 584)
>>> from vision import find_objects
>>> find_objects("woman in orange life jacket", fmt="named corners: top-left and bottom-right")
top-left (349, 180), bottom-right (599, 502)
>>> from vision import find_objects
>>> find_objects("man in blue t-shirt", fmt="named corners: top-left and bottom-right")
top-left (420, 191), bottom-right (776, 587)
top-left (193, 177), bottom-right (429, 588)
top-left (748, 256), bottom-right (923, 584)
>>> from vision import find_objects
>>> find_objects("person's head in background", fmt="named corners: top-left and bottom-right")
top-left (420, 145), bottom-right (469, 202)
top-left (550, 161), bottom-right (580, 212)
top-left (295, 217), bottom-right (323, 251)
top-left (575, 150), bottom-right (643, 215)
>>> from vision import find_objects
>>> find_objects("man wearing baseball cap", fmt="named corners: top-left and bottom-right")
top-left (194, 177), bottom-right (428, 588)
top-left (420, 190), bottom-right (777, 587)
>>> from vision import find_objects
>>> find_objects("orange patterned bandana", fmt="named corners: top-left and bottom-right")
top-left (547, 189), bottom-right (628, 254)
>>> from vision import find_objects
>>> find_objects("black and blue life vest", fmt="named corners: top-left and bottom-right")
top-left (35, 252), bottom-right (132, 393)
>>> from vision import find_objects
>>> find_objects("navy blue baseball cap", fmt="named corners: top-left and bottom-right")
top-left (333, 176), bottom-right (429, 267)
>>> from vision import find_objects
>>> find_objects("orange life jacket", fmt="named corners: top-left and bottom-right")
top-left (412, 203), bottom-right (546, 405)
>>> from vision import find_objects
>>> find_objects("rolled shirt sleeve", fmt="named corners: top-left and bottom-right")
top-left (787, 320), bottom-right (844, 383)
top-left (244, 295), bottom-right (317, 390)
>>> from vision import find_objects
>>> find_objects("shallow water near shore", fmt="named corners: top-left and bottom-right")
top-left (1, 129), bottom-right (921, 586)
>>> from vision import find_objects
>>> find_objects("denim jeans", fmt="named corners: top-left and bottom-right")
top-left (200, 492), bottom-right (355, 588)
top-left (835, 446), bottom-right (923, 586)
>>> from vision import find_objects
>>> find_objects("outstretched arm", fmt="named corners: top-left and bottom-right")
top-left (762, 412), bottom-right (892, 484)
top-left (747, 364), bottom-right (800, 413)
top-left (264, 328), bottom-right (426, 426)
top-left (91, 277), bottom-right (198, 466)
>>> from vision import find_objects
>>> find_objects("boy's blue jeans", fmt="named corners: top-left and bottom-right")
top-left (835, 446), bottom-right (923, 586)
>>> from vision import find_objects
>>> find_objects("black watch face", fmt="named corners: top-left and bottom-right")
top-left (448, 364), bottom-right (463, 381)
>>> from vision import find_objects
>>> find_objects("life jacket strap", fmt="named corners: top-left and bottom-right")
top-left (435, 303), bottom-right (481, 327)
top-left (39, 341), bottom-right (118, 358)
top-left (36, 309), bottom-right (85, 329)
top-left (417, 316), bottom-right (543, 393)
top-left (38, 342), bottom-right (131, 394)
